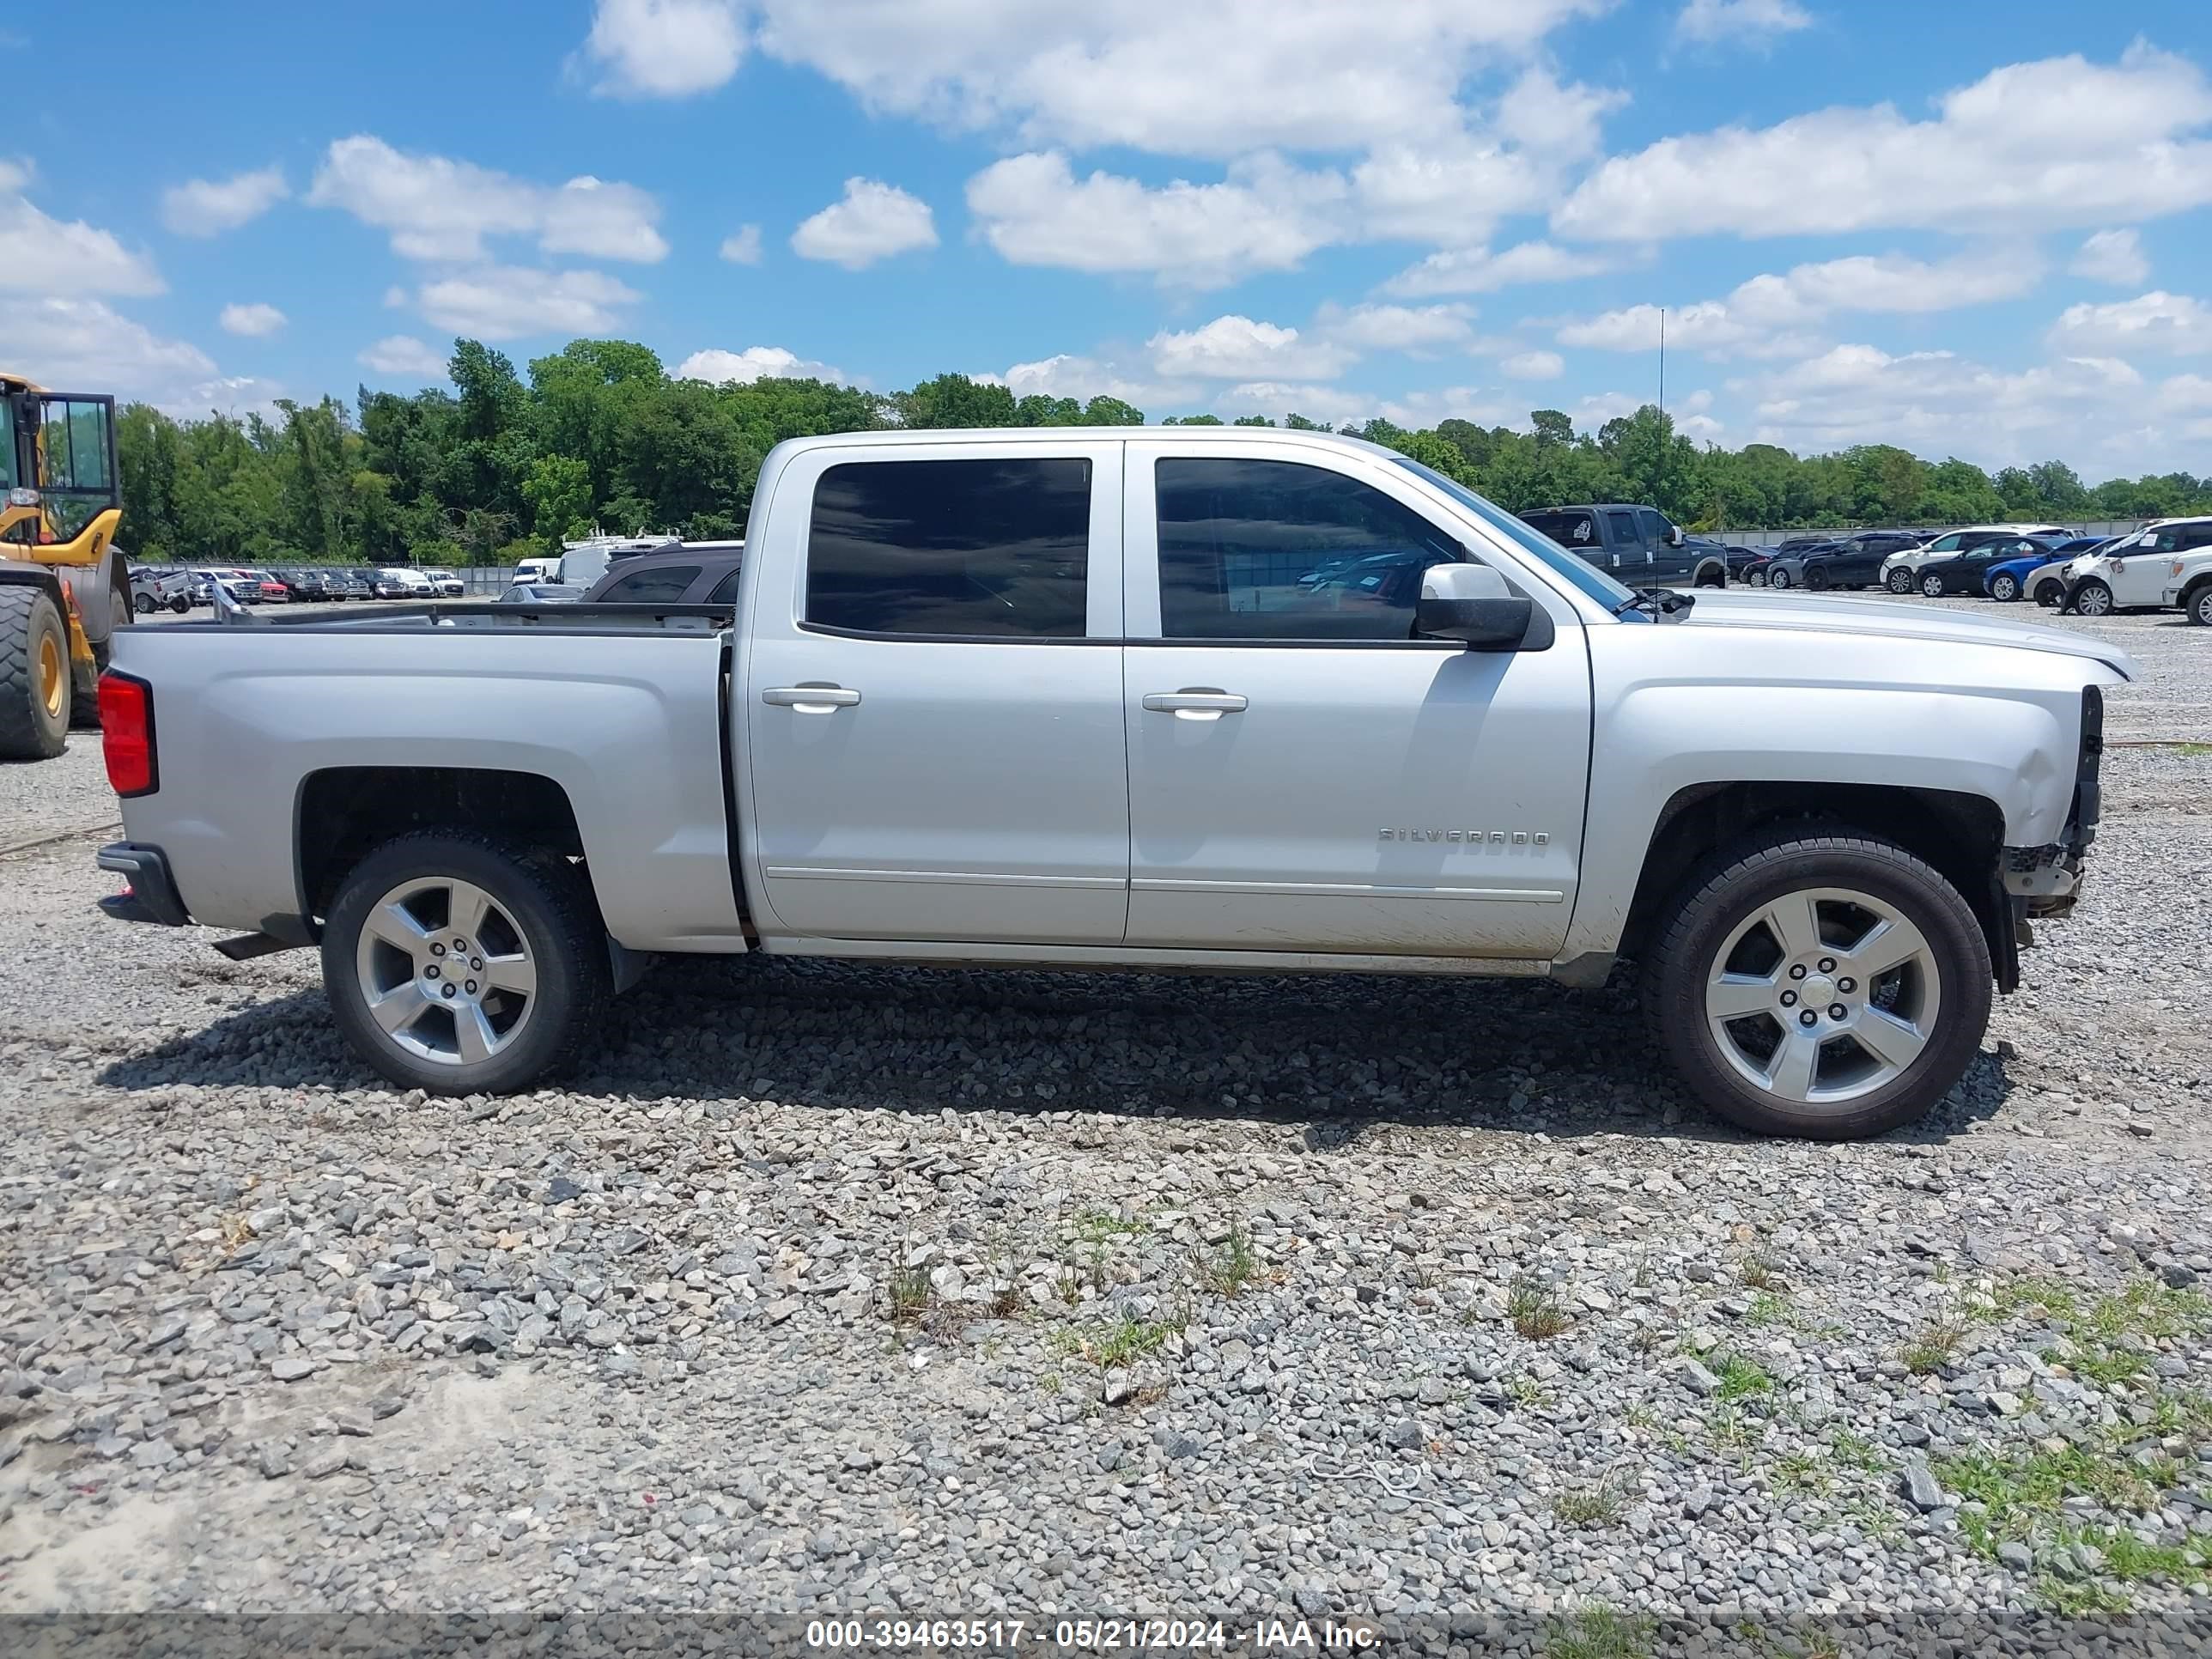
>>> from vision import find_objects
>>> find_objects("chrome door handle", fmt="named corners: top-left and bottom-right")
top-left (1142, 690), bottom-right (1247, 720)
top-left (763, 684), bottom-right (861, 711)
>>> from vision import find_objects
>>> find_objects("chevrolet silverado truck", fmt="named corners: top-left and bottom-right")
top-left (94, 428), bottom-right (2123, 1139)
top-left (1516, 503), bottom-right (1729, 590)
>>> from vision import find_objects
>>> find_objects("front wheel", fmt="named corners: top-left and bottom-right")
top-left (323, 831), bottom-right (610, 1096)
top-left (169, 595), bottom-right (191, 614)
top-left (2034, 580), bottom-right (2065, 607)
top-left (1767, 567), bottom-right (1795, 591)
top-left (1803, 565), bottom-right (1831, 592)
top-left (2070, 579), bottom-right (2112, 617)
top-left (1886, 568), bottom-right (1916, 595)
top-left (1989, 574), bottom-right (2019, 602)
top-left (1644, 830), bottom-right (1992, 1139)
top-left (1919, 573), bottom-right (1947, 598)
top-left (2188, 585), bottom-right (2212, 627)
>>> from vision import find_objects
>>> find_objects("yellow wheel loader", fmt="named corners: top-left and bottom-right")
top-left (1, 374), bottom-right (128, 761)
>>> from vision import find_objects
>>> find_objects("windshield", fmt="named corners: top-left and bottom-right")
top-left (1390, 457), bottom-right (1643, 616)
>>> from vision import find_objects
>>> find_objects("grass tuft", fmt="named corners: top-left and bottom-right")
top-left (1509, 1274), bottom-right (1573, 1340)
top-left (1542, 1605), bottom-right (1656, 1659)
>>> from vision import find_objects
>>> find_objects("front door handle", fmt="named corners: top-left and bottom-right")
top-left (1142, 690), bottom-right (1248, 720)
top-left (763, 684), bottom-right (861, 712)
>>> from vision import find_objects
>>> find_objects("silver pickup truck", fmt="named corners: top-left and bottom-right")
top-left (95, 427), bottom-right (2124, 1139)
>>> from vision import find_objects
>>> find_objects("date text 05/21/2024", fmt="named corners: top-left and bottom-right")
top-left (803, 1618), bottom-right (1383, 1653)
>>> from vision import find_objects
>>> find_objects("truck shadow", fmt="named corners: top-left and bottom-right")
top-left (95, 954), bottom-right (2013, 1146)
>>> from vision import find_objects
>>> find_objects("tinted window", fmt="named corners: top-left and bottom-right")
top-left (704, 568), bottom-right (744, 604)
top-left (1155, 458), bottom-right (1463, 641)
top-left (1521, 509), bottom-right (1599, 550)
top-left (806, 457), bottom-right (1091, 638)
top-left (1638, 507), bottom-right (1667, 544)
top-left (2178, 524), bottom-right (2212, 551)
top-left (601, 564), bottom-right (701, 604)
top-left (1606, 509), bottom-right (1640, 549)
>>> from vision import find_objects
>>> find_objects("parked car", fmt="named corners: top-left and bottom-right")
top-left (129, 565), bottom-right (193, 615)
top-left (278, 568), bottom-right (335, 602)
top-left (1981, 538), bottom-right (2094, 604)
top-left (1723, 545), bottom-right (1771, 581)
top-left (511, 556), bottom-right (562, 586)
top-left (580, 544), bottom-right (744, 605)
top-left (422, 568), bottom-right (467, 598)
top-left (100, 425), bottom-right (2124, 1142)
top-left (1881, 526), bottom-right (2067, 593)
top-left (1912, 536), bottom-right (2053, 597)
top-left (194, 568), bottom-right (262, 605)
top-left (238, 569), bottom-right (290, 603)
top-left (2065, 517), bottom-right (2212, 620)
top-left (1517, 504), bottom-right (1729, 589)
top-left (368, 567), bottom-right (438, 599)
top-left (493, 582), bottom-right (588, 605)
top-left (1759, 530), bottom-right (1924, 592)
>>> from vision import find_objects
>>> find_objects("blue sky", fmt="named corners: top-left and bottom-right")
top-left (5, 1), bottom-right (2211, 478)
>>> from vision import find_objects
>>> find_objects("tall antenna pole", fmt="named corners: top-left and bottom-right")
top-left (1657, 307), bottom-right (1667, 507)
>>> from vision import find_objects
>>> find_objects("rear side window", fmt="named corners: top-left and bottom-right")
top-left (601, 564), bottom-right (700, 603)
top-left (704, 568), bottom-right (744, 604)
top-left (1522, 509), bottom-right (1598, 550)
top-left (805, 457), bottom-right (1091, 638)
top-left (1154, 457), bottom-right (1463, 641)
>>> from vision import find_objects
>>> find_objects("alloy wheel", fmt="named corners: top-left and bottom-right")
top-left (1703, 887), bottom-right (1942, 1109)
top-left (353, 877), bottom-right (538, 1066)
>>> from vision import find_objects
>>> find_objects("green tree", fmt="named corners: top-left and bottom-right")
top-left (520, 454), bottom-right (593, 541)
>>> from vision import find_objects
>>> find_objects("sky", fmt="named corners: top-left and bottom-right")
top-left (4, 0), bottom-right (2212, 481)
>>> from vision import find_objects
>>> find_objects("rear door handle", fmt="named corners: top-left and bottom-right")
top-left (1142, 690), bottom-right (1247, 720)
top-left (763, 684), bottom-right (861, 711)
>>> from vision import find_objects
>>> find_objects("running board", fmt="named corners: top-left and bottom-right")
top-left (752, 937), bottom-right (1553, 976)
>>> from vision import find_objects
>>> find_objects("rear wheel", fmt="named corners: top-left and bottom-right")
top-left (1919, 572), bottom-right (1947, 598)
top-left (1644, 830), bottom-right (1991, 1139)
top-left (2034, 580), bottom-right (2065, 607)
top-left (0, 586), bottom-right (70, 760)
top-left (1886, 568), bottom-right (1916, 595)
top-left (2071, 579), bottom-right (2113, 617)
top-left (169, 595), bottom-right (190, 614)
top-left (1988, 573), bottom-right (2020, 602)
top-left (324, 831), bottom-right (609, 1096)
top-left (1803, 564), bottom-right (1832, 592)
top-left (134, 592), bottom-right (157, 615)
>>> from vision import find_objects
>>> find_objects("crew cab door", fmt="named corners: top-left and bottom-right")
top-left (1118, 441), bottom-right (1589, 957)
top-left (740, 441), bottom-right (1129, 944)
top-left (1607, 508), bottom-right (1654, 581)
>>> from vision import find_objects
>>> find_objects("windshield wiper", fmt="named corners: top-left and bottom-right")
top-left (1613, 586), bottom-right (1697, 619)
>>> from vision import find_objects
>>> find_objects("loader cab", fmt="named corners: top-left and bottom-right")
top-left (3, 377), bottom-right (120, 556)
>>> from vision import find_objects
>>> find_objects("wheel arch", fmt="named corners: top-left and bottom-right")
top-left (1618, 781), bottom-right (2015, 992)
top-left (2179, 572), bottom-right (2212, 621)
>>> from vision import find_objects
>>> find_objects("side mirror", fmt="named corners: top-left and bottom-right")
top-left (1668, 526), bottom-right (1685, 547)
top-left (1416, 563), bottom-right (1536, 651)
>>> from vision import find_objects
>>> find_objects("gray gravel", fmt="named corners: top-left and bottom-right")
top-left (1, 604), bottom-right (2209, 1646)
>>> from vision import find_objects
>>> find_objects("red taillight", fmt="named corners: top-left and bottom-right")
top-left (99, 672), bottom-right (157, 797)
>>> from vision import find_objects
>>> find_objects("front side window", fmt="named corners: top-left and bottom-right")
top-left (602, 565), bottom-right (702, 603)
top-left (806, 457), bottom-right (1091, 638)
top-left (1395, 458), bottom-right (1638, 614)
top-left (1155, 457), bottom-right (1463, 641)
top-left (1607, 509), bottom-right (1640, 548)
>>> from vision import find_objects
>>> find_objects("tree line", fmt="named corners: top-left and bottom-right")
top-left (115, 337), bottom-right (2212, 567)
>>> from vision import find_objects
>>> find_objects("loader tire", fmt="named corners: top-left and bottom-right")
top-left (0, 585), bottom-right (71, 761)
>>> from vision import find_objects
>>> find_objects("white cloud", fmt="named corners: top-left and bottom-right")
top-left (218, 302), bottom-right (286, 337)
top-left (967, 150), bottom-right (1343, 288)
top-left (1674, 0), bottom-right (1812, 45)
top-left (2046, 290), bottom-right (2212, 357)
top-left (1314, 301), bottom-right (1476, 356)
top-left (790, 178), bottom-right (938, 270)
top-left (160, 166), bottom-right (289, 237)
top-left (719, 223), bottom-right (763, 264)
top-left (308, 136), bottom-right (668, 263)
top-left (411, 267), bottom-right (642, 340)
top-left (0, 167), bottom-right (163, 295)
top-left (0, 295), bottom-right (280, 415)
top-left (2070, 228), bottom-right (2149, 287)
top-left (674, 345), bottom-right (848, 384)
top-left (751, 0), bottom-right (1608, 158)
top-left (358, 336), bottom-right (451, 380)
top-left (999, 352), bottom-right (1197, 410)
top-left (1555, 46), bottom-right (2212, 241)
top-left (1147, 315), bottom-right (1355, 381)
top-left (1559, 249), bottom-right (2045, 358)
top-left (1500, 349), bottom-right (1565, 380)
top-left (581, 0), bottom-right (744, 98)
top-left (1380, 240), bottom-right (1613, 298)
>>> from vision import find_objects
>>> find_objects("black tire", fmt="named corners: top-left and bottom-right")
top-left (1767, 566), bottom-right (1795, 591)
top-left (2185, 583), bottom-right (2212, 628)
top-left (1642, 829), bottom-right (1993, 1139)
top-left (169, 596), bottom-right (190, 614)
top-left (2034, 580), bottom-right (2064, 607)
top-left (2070, 578), bottom-right (2112, 617)
top-left (134, 592), bottom-right (157, 615)
top-left (75, 570), bottom-right (132, 728)
top-left (323, 831), bottom-right (611, 1096)
top-left (1695, 564), bottom-right (1725, 590)
top-left (1886, 568), bottom-right (1916, 595)
top-left (1803, 564), bottom-right (1832, 592)
top-left (1989, 574), bottom-right (2019, 602)
top-left (0, 585), bottom-right (70, 760)
top-left (1919, 573), bottom-right (1947, 598)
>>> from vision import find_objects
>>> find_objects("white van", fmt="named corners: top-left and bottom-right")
top-left (511, 556), bottom-right (561, 586)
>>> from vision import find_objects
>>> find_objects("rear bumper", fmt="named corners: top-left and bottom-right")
top-left (95, 842), bottom-right (190, 927)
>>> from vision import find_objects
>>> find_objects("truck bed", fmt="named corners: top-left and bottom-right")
top-left (106, 605), bottom-right (749, 953)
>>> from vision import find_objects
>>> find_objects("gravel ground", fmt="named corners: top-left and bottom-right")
top-left (1, 602), bottom-right (2209, 1652)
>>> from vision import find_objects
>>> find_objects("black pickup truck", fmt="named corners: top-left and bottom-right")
top-left (1518, 504), bottom-right (1729, 589)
